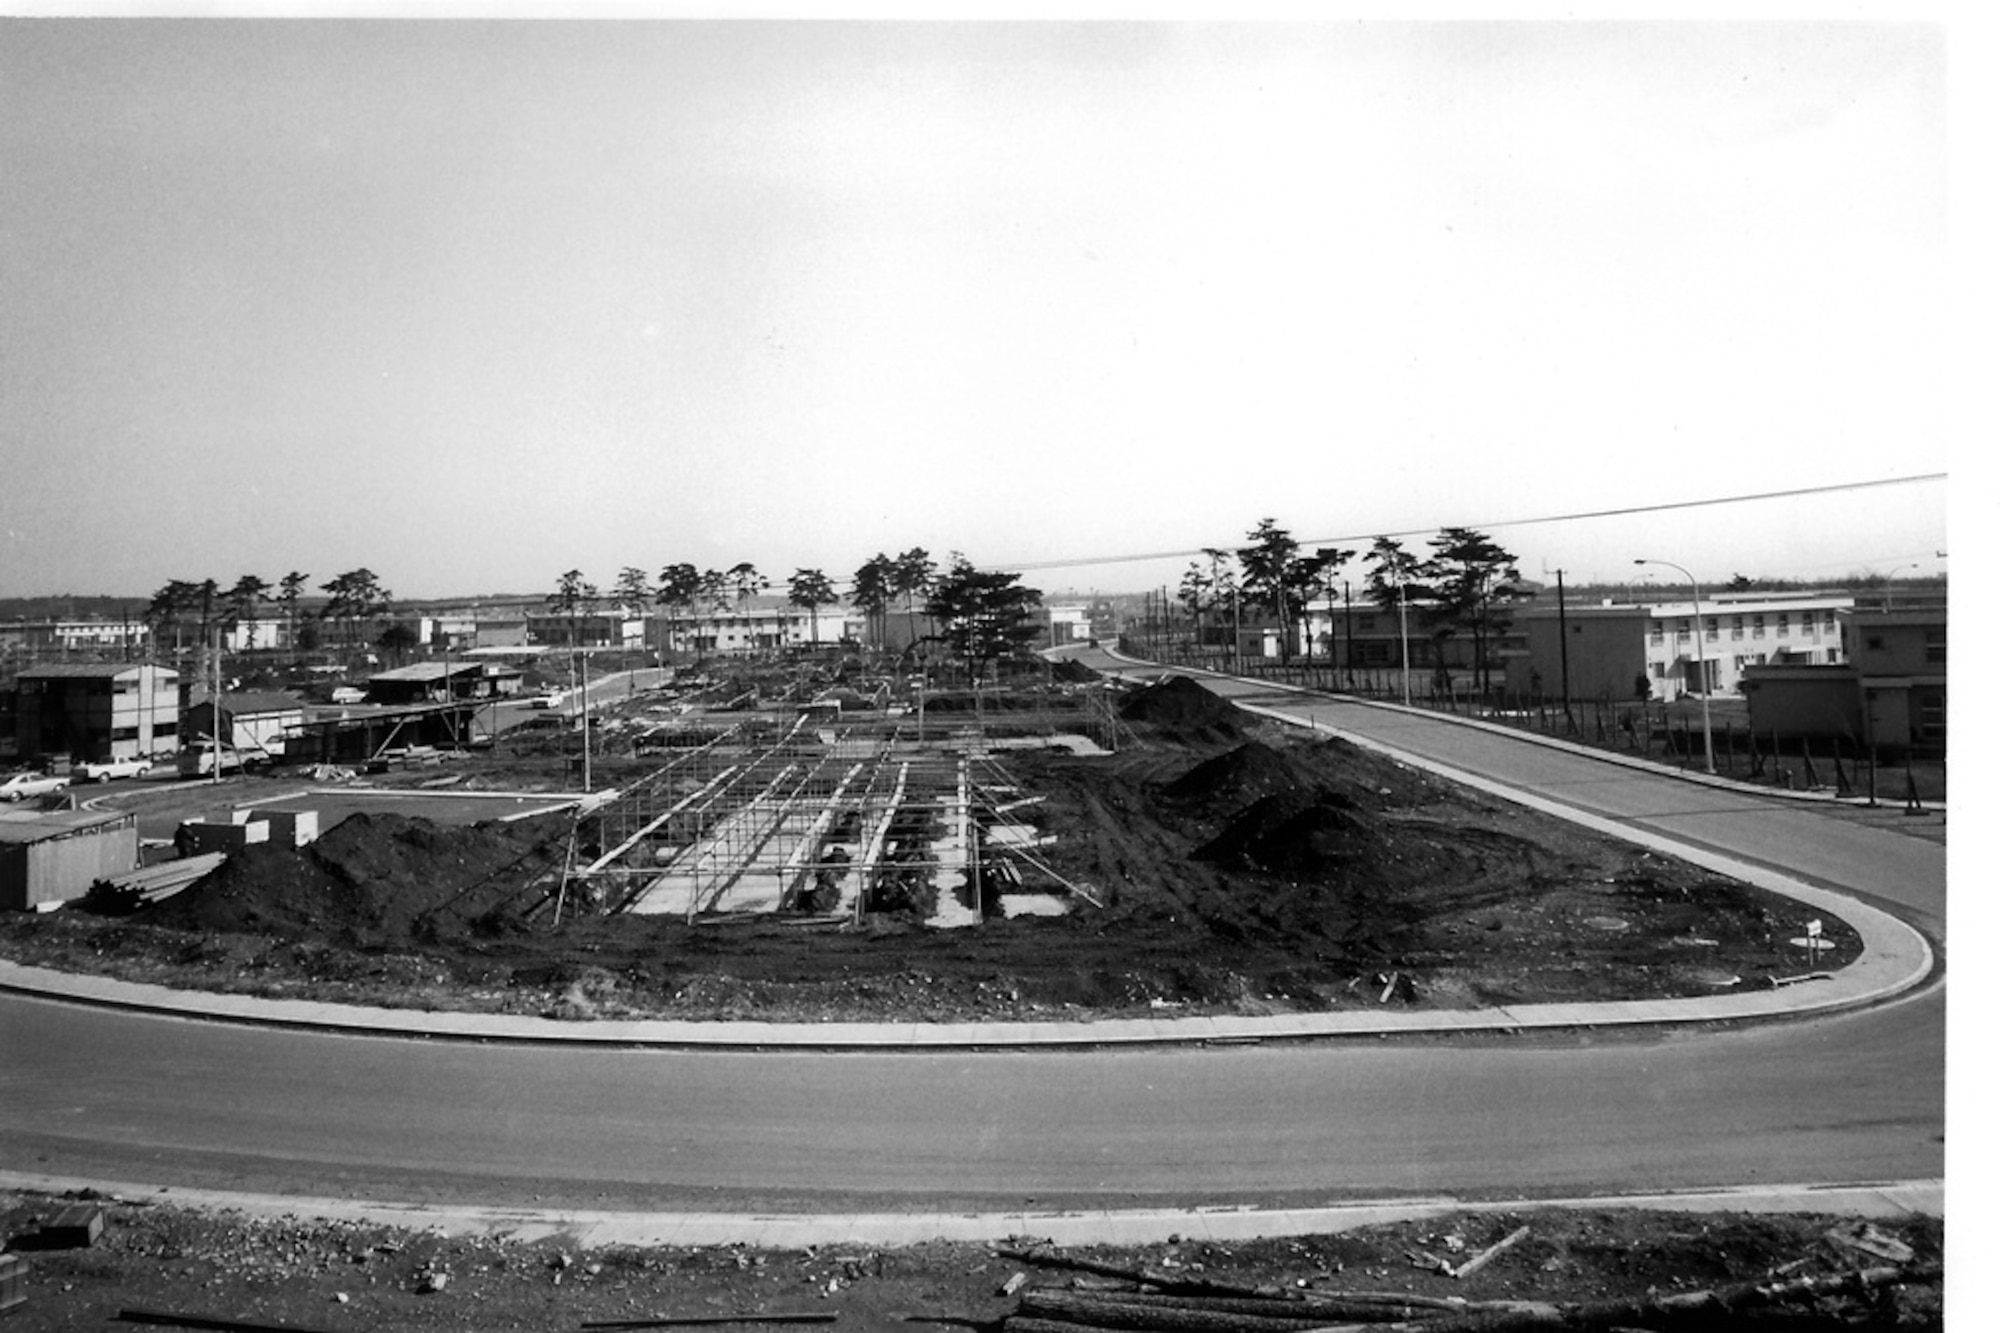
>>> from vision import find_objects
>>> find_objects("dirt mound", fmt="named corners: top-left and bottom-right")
top-left (1118, 675), bottom-right (1242, 740)
top-left (141, 812), bottom-right (567, 947)
top-left (1049, 657), bottom-right (1097, 683)
top-left (1193, 792), bottom-right (1370, 878)
top-left (1161, 740), bottom-right (1334, 812)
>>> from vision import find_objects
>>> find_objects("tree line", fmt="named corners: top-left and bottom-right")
top-left (140, 520), bottom-right (1522, 689)
top-left (550, 547), bottom-right (1042, 682)
top-left (144, 569), bottom-right (389, 657)
top-left (1177, 520), bottom-right (1523, 694)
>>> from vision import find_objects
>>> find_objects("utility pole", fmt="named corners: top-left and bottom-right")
top-left (1556, 568), bottom-right (1573, 731)
top-left (1394, 565), bottom-right (1412, 709)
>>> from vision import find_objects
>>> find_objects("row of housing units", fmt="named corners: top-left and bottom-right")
top-left (2, 600), bottom-right (1105, 659)
top-left (1247, 591), bottom-right (1945, 757)
top-left (3, 660), bottom-right (542, 770)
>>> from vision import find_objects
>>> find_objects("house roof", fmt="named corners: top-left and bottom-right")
top-left (369, 662), bottom-right (487, 682)
top-left (15, 662), bottom-right (174, 679)
top-left (0, 807), bottom-right (134, 845)
top-left (188, 691), bottom-right (305, 717)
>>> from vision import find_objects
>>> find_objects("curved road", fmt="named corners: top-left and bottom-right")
top-left (0, 652), bottom-right (1945, 1215)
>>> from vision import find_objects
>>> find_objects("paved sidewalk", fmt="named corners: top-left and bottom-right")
top-left (0, 1169), bottom-right (1943, 1247)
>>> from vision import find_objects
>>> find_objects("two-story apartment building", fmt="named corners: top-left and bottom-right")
top-left (673, 604), bottom-right (855, 656)
top-left (12, 663), bottom-right (181, 762)
top-left (0, 618), bottom-right (152, 659)
top-left (1505, 593), bottom-right (1853, 702)
top-left (1739, 605), bottom-right (1945, 757)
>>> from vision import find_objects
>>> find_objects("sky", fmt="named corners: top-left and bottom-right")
top-left (0, 11), bottom-right (1966, 602)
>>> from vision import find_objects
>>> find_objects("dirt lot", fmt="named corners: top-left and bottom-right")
top-left (0, 675), bottom-right (1859, 1023)
top-left (0, 1187), bottom-right (1944, 1331)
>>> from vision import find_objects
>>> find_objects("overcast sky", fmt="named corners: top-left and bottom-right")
top-left (0, 14), bottom-right (1958, 601)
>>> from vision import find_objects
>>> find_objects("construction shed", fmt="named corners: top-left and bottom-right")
top-left (0, 808), bottom-right (140, 911)
top-left (366, 662), bottom-right (519, 705)
top-left (290, 701), bottom-right (482, 765)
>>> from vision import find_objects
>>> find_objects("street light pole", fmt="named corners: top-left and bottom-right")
top-left (1883, 562), bottom-right (1917, 612)
top-left (1634, 558), bottom-right (1714, 774)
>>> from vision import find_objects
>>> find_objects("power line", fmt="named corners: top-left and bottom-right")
top-left (989, 473), bottom-right (1947, 574)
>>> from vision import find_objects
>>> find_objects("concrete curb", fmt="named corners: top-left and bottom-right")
top-left (0, 846), bottom-right (1933, 1048)
top-left (0, 1169), bottom-right (1942, 1248)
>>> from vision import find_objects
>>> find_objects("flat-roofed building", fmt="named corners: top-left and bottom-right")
top-left (1506, 593), bottom-right (1853, 702)
top-left (12, 663), bottom-right (180, 762)
top-left (1739, 604), bottom-right (1946, 757)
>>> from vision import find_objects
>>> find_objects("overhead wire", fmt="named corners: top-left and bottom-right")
top-left (986, 473), bottom-right (1948, 575)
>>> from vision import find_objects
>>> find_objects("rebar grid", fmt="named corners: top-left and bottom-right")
top-left (557, 692), bottom-right (1114, 926)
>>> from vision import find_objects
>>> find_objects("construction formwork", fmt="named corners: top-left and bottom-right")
top-left (552, 688), bottom-right (1118, 929)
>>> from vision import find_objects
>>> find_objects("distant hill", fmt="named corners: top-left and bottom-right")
top-left (0, 595), bottom-right (151, 621)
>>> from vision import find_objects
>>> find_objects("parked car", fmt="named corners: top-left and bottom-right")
top-left (75, 755), bottom-right (154, 783)
top-left (527, 691), bottom-right (565, 709)
top-left (0, 771), bottom-right (70, 801)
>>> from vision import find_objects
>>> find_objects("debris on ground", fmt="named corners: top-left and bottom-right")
top-left (0, 1193), bottom-right (1944, 1332)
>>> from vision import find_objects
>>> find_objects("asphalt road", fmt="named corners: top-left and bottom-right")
top-left (0, 654), bottom-right (1946, 1213)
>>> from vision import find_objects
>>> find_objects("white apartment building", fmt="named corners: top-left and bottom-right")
top-left (1510, 592), bottom-right (1853, 701)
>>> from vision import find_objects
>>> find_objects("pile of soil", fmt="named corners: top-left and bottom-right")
top-left (1117, 674), bottom-right (1243, 743)
top-left (1049, 655), bottom-right (1097, 683)
top-left (1162, 738), bottom-right (1329, 810)
top-left (140, 812), bottom-right (570, 948)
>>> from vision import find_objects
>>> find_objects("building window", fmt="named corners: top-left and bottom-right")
top-left (1730, 616), bottom-right (1743, 640)
top-left (1777, 614), bottom-right (1790, 636)
top-left (1649, 624), bottom-right (1664, 645)
top-left (1925, 629), bottom-right (1945, 666)
top-left (1753, 616), bottom-right (1765, 639)
top-left (1704, 617), bottom-right (1718, 642)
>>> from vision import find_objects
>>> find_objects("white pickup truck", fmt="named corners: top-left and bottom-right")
top-left (74, 755), bottom-right (154, 783)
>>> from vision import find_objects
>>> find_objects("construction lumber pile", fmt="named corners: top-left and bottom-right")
top-left (995, 1240), bottom-right (1940, 1333)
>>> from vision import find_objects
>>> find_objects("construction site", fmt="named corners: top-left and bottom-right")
top-left (4, 657), bottom-right (1862, 1023)
top-left (545, 666), bottom-right (1123, 929)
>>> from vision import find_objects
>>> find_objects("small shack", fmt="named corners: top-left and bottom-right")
top-left (0, 808), bottom-right (140, 911)
top-left (184, 691), bottom-right (306, 762)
